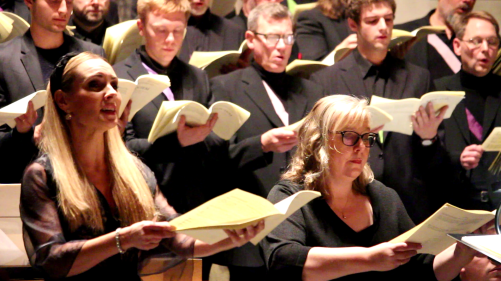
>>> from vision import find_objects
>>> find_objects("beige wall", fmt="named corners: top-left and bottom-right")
top-left (395, 0), bottom-right (501, 25)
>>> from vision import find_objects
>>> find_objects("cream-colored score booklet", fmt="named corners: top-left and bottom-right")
top-left (390, 203), bottom-right (494, 255)
top-left (169, 188), bottom-right (321, 245)
top-left (370, 91), bottom-right (465, 135)
top-left (117, 74), bottom-right (171, 121)
top-left (482, 127), bottom-right (501, 151)
top-left (389, 26), bottom-right (446, 49)
top-left (0, 90), bottom-right (47, 128)
top-left (449, 234), bottom-right (501, 263)
top-left (147, 101), bottom-right (250, 142)
top-left (189, 40), bottom-right (249, 78)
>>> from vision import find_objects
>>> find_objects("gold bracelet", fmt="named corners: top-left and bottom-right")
top-left (115, 227), bottom-right (125, 254)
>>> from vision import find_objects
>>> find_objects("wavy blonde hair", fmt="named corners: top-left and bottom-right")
top-left (40, 52), bottom-right (156, 233)
top-left (282, 95), bottom-right (374, 197)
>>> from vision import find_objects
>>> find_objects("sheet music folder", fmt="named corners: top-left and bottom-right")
top-left (448, 233), bottom-right (501, 264)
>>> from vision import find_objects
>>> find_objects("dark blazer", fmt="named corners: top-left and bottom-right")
top-left (395, 9), bottom-right (456, 80)
top-left (178, 9), bottom-right (245, 62)
top-left (226, 10), bottom-right (247, 31)
top-left (0, 31), bottom-right (104, 183)
top-left (113, 50), bottom-right (232, 214)
top-left (310, 51), bottom-right (441, 224)
top-left (209, 66), bottom-right (324, 267)
top-left (295, 7), bottom-right (351, 61)
top-left (432, 73), bottom-right (501, 210)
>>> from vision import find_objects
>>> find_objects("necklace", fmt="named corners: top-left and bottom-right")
top-left (336, 194), bottom-right (352, 220)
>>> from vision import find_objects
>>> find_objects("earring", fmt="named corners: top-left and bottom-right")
top-left (328, 143), bottom-right (343, 154)
top-left (65, 112), bottom-right (72, 120)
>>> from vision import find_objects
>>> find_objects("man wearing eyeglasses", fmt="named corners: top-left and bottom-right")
top-left (431, 11), bottom-right (501, 211)
top-left (310, 0), bottom-right (450, 225)
top-left (209, 3), bottom-right (324, 280)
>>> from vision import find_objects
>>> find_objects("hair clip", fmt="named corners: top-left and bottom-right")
top-left (49, 52), bottom-right (81, 94)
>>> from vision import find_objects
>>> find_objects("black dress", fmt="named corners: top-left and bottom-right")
top-left (20, 155), bottom-right (194, 281)
top-left (260, 179), bottom-right (438, 281)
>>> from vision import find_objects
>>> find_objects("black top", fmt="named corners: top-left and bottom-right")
top-left (251, 61), bottom-right (287, 106)
top-left (261, 180), bottom-right (437, 281)
top-left (352, 49), bottom-right (392, 98)
top-left (36, 41), bottom-right (70, 84)
top-left (20, 155), bottom-right (194, 280)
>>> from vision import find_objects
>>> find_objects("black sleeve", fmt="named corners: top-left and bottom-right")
top-left (0, 126), bottom-right (38, 183)
top-left (210, 77), bottom-right (273, 172)
top-left (260, 182), bottom-right (311, 280)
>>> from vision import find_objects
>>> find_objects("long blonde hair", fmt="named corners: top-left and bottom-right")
top-left (282, 95), bottom-right (374, 197)
top-left (40, 52), bottom-right (156, 233)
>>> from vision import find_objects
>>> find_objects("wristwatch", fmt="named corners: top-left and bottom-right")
top-left (421, 135), bottom-right (438, 146)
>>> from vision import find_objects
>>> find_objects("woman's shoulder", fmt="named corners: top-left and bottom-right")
top-left (267, 179), bottom-right (306, 203)
top-left (366, 179), bottom-right (402, 202)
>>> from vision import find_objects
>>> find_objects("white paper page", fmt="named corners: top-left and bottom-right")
top-left (367, 106), bottom-right (393, 129)
top-left (419, 91), bottom-right (465, 119)
top-left (483, 127), bottom-right (501, 151)
top-left (117, 79), bottom-right (136, 116)
top-left (147, 101), bottom-right (193, 143)
top-left (210, 102), bottom-right (251, 140)
top-left (370, 95), bottom-right (419, 135)
top-left (128, 74), bottom-right (171, 121)
top-left (391, 204), bottom-right (494, 255)
top-left (250, 190), bottom-right (321, 245)
top-left (0, 229), bottom-right (25, 265)
top-left (462, 235), bottom-right (501, 257)
top-left (203, 53), bottom-right (241, 78)
top-left (0, 90), bottom-right (47, 128)
top-left (177, 228), bottom-right (227, 245)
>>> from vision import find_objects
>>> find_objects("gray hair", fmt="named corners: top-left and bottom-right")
top-left (247, 2), bottom-right (292, 32)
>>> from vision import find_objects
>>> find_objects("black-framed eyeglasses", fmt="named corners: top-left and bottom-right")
top-left (334, 131), bottom-right (377, 147)
top-left (461, 36), bottom-right (500, 49)
top-left (253, 32), bottom-right (295, 45)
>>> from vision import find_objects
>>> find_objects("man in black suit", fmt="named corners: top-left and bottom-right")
top-left (177, 0), bottom-right (245, 62)
top-left (396, 0), bottom-right (476, 80)
top-left (113, 0), bottom-right (231, 214)
top-left (311, 0), bottom-right (447, 224)
top-left (210, 3), bottom-right (324, 279)
top-left (0, 0), bottom-right (104, 183)
top-left (432, 11), bottom-right (501, 211)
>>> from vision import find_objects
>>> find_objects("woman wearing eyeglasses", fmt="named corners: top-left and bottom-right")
top-left (260, 95), bottom-right (480, 281)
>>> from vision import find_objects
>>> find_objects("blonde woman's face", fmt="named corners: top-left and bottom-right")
top-left (65, 59), bottom-right (121, 131)
top-left (328, 124), bottom-right (371, 181)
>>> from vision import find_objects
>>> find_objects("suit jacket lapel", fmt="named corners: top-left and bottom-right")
top-left (286, 78), bottom-right (308, 123)
top-left (126, 51), bottom-right (166, 110)
top-left (20, 32), bottom-right (44, 91)
top-left (445, 75), bottom-right (470, 142)
top-left (482, 92), bottom-right (501, 140)
top-left (338, 55), bottom-right (367, 99)
top-left (242, 67), bottom-right (284, 127)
